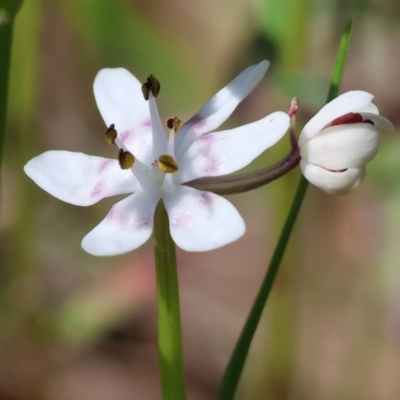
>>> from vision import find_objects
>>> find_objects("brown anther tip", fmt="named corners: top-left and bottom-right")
top-left (141, 74), bottom-right (160, 100)
top-left (142, 81), bottom-right (151, 100)
top-left (167, 117), bottom-right (181, 131)
top-left (118, 149), bottom-right (135, 169)
top-left (158, 155), bottom-right (179, 173)
top-left (105, 124), bottom-right (117, 145)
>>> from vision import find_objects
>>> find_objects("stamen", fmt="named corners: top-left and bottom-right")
top-left (105, 124), bottom-right (117, 145)
top-left (142, 74), bottom-right (161, 100)
top-left (158, 155), bottom-right (179, 173)
top-left (167, 117), bottom-right (181, 132)
top-left (118, 149), bottom-right (135, 169)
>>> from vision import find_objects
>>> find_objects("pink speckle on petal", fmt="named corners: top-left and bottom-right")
top-left (203, 157), bottom-right (223, 174)
top-left (97, 159), bottom-right (113, 173)
top-left (120, 130), bottom-right (131, 142)
top-left (200, 134), bottom-right (214, 144)
top-left (199, 192), bottom-right (213, 205)
top-left (187, 115), bottom-right (208, 134)
top-left (193, 119), bottom-right (208, 134)
top-left (169, 212), bottom-right (190, 229)
top-left (142, 118), bottom-right (152, 128)
top-left (135, 215), bottom-right (151, 227)
top-left (91, 181), bottom-right (104, 198)
top-left (106, 206), bottom-right (122, 223)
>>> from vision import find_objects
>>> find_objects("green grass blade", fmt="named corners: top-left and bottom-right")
top-left (0, 0), bottom-right (23, 179)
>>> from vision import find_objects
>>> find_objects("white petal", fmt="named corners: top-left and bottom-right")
top-left (300, 160), bottom-right (366, 195)
top-left (176, 60), bottom-right (269, 157)
top-left (162, 185), bottom-right (245, 251)
top-left (299, 91), bottom-right (374, 146)
top-left (94, 68), bottom-right (154, 164)
top-left (357, 102), bottom-right (379, 114)
top-left (300, 124), bottom-right (379, 170)
top-left (24, 151), bottom-right (139, 206)
top-left (359, 112), bottom-right (395, 132)
top-left (175, 112), bottom-right (289, 183)
top-left (81, 190), bottom-right (160, 256)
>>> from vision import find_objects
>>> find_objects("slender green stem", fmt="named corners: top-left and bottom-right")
top-left (0, 1), bottom-right (21, 174)
top-left (153, 201), bottom-right (186, 400)
top-left (217, 19), bottom-right (353, 400)
top-left (0, 0), bottom-right (22, 209)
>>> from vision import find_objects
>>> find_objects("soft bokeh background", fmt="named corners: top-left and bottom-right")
top-left (1, 0), bottom-right (400, 399)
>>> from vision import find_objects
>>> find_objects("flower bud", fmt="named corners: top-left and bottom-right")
top-left (299, 91), bottom-right (394, 195)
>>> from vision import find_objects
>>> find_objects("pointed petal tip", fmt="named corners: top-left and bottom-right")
top-left (24, 151), bottom-right (139, 206)
top-left (256, 59), bottom-right (270, 75)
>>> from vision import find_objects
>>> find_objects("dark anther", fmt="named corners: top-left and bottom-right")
top-left (141, 74), bottom-right (161, 100)
top-left (118, 149), bottom-right (135, 169)
top-left (105, 124), bottom-right (117, 145)
top-left (167, 117), bottom-right (181, 131)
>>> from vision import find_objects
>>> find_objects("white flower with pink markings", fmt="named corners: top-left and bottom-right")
top-left (24, 61), bottom-right (290, 255)
top-left (299, 91), bottom-right (394, 195)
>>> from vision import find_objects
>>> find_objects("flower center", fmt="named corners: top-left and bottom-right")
top-left (104, 75), bottom-right (183, 190)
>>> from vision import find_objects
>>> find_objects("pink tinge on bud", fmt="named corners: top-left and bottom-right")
top-left (288, 97), bottom-right (299, 118)
top-left (330, 112), bottom-right (374, 127)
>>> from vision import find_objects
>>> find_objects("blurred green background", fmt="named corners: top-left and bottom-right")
top-left (1, 0), bottom-right (400, 399)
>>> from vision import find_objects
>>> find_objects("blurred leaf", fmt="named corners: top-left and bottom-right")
top-left (274, 71), bottom-right (328, 109)
top-left (8, 0), bottom-right (40, 136)
top-left (57, 257), bottom-right (155, 345)
top-left (60, 0), bottom-right (204, 108)
top-left (253, 0), bottom-right (312, 70)
top-left (0, 0), bottom-right (23, 19)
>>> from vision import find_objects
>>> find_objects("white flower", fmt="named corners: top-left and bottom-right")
top-left (299, 91), bottom-right (394, 195)
top-left (24, 61), bottom-right (290, 256)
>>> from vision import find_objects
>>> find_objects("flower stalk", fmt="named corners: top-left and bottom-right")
top-left (153, 201), bottom-right (186, 400)
top-left (186, 136), bottom-right (300, 195)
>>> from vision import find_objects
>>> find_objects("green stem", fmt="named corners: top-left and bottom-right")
top-left (217, 176), bottom-right (308, 399)
top-left (217, 19), bottom-right (353, 400)
top-left (0, 2), bottom-right (18, 174)
top-left (153, 201), bottom-right (186, 400)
